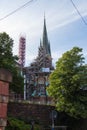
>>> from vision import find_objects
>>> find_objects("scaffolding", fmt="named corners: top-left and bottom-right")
top-left (18, 35), bottom-right (26, 68)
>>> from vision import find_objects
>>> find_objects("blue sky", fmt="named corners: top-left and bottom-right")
top-left (0, 0), bottom-right (87, 66)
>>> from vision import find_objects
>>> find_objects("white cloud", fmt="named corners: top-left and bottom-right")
top-left (48, 9), bottom-right (87, 32)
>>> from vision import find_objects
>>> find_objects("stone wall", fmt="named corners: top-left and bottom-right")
top-left (7, 102), bottom-right (55, 127)
top-left (7, 102), bottom-right (87, 130)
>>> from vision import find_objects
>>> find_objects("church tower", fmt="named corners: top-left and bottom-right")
top-left (23, 17), bottom-right (54, 103)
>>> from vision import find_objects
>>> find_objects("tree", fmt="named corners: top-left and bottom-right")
top-left (0, 32), bottom-right (17, 68)
top-left (48, 47), bottom-right (87, 118)
top-left (0, 32), bottom-right (24, 94)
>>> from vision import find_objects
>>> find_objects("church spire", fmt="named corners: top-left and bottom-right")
top-left (42, 16), bottom-right (51, 56)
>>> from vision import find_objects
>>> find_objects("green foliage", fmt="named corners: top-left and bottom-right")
top-left (0, 32), bottom-right (24, 94)
top-left (48, 47), bottom-right (87, 118)
top-left (5, 117), bottom-right (31, 130)
top-left (0, 32), bottom-right (17, 68)
top-left (5, 117), bottom-right (41, 130)
top-left (10, 71), bottom-right (24, 94)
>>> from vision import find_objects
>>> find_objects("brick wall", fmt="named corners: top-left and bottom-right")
top-left (0, 68), bottom-right (12, 130)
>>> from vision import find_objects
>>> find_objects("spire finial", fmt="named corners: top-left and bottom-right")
top-left (44, 12), bottom-right (46, 28)
top-left (40, 39), bottom-right (42, 47)
top-left (44, 12), bottom-right (45, 19)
